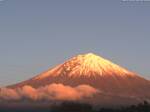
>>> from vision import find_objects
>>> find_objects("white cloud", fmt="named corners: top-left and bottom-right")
top-left (0, 83), bottom-right (99, 102)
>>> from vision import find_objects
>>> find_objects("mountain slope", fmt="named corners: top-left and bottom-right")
top-left (9, 53), bottom-right (150, 102)
top-left (35, 53), bottom-right (135, 79)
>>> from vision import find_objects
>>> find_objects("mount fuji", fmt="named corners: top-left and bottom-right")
top-left (8, 53), bottom-right (150, 106)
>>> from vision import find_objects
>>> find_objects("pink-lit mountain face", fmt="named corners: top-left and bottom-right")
top-left (9, 53), bottom-right (150, 105)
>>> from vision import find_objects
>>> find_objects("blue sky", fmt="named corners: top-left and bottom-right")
top-left (0, 0), bottom-right (150, 86)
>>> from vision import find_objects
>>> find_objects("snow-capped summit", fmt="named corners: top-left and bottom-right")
top-left (35, 53), bottom-right (133, 79)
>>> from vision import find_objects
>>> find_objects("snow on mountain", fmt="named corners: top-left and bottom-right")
top-left (35, 53), bottom-right (134, 79)
top-left (8, 53), bottom-right (150, 105)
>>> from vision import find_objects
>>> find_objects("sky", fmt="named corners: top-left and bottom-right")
top-left (0, 0), bottom-right (150, 86)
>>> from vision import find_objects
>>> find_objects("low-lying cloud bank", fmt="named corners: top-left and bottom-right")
top-left (0, 84), bottom-right (99, 101)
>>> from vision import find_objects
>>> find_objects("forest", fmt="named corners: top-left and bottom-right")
top-left (0, 101), bottom-right (149, 112)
